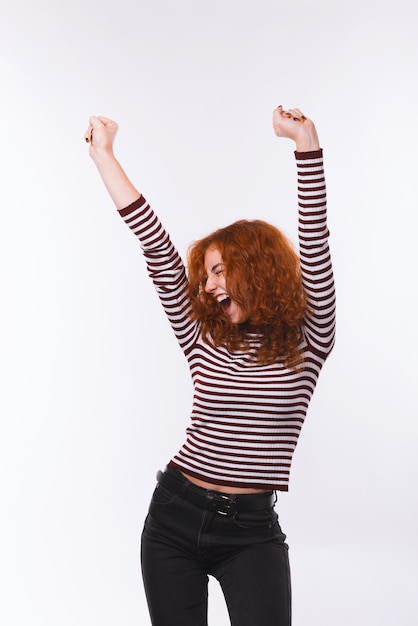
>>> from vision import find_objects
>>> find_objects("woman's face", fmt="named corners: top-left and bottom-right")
top-left (203, 246), bottom-right (246, 324)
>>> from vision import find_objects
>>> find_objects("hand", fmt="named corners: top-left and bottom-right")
top-left (272, 105), bottom-right (320, 152)
top-left (84, 115), bottom-right (141, 209)
top-left (84, 116), bottom-right (119, 161)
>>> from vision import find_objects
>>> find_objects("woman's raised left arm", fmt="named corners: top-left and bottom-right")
top-left (273, 106), bottom-right (336, 359)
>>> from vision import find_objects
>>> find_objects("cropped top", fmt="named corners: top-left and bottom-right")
top-left (119, 150), bottom-right (335, 490)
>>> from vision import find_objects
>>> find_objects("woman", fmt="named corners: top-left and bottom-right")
top-left (85, 106), bottom-right (335, 626)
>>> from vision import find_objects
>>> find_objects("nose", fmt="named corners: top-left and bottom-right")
top-left (205, 274), bottom-right (216, 294)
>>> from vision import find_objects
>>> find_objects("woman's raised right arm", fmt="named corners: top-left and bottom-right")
top-left (85, 115), bottom-right (199, 354)
top-left (85, 116), bottom-right (141, 210)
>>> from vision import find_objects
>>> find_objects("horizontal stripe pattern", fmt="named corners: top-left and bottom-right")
top-left (119, 150), bottom-right (335, 490)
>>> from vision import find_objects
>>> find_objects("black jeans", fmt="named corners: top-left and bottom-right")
top-left (141, 468), bottom-right (291, 626)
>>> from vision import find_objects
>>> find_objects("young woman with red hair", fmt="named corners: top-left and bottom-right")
top-left (85, 106), bottom-right (335, 626)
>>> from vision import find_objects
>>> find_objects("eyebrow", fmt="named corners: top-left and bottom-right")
top-left (210, 262), bottom-right (223, 273)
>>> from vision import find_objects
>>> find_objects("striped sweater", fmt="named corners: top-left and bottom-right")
top-left (119, 149), bottom-right (335, 490)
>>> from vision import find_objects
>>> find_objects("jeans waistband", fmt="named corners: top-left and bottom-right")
top-left (157, 467), bottom-right (275, 517)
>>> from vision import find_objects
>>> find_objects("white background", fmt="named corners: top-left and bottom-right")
top-left (1, 1), bottom-right (417, 624)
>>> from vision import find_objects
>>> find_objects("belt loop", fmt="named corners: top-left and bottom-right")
top-left (179, 472), bottom-right (193, 496)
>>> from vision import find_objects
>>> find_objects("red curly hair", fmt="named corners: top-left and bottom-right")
top-left (187, 219), bottom-right (308, 366)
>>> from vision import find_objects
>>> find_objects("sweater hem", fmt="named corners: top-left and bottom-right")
top-left (168, 461), bottom-right (289, 492)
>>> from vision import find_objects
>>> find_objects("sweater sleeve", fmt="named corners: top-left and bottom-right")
top-left (118, 196), bottom-right (199, 353)
top-left (295, 149), bottom-right (336, 358)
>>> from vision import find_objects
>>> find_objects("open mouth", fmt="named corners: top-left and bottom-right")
top-left (217, 294), bottom-right (231, 312)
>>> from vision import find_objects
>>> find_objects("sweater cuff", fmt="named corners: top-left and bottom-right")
top-left (294, 148), bottom-right (323, 160)
top-left (118, 195), bottom-right (146, 218)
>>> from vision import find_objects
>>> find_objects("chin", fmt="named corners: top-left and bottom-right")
top-left (231, 313), bottom-right (247, 325)
top-left (225, 301), bottom-right (246, 325)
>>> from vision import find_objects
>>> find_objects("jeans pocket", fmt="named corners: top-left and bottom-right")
top-left (150, 484), bottom-right (178, 506)
top-left (232, 508), bottom-right (276, 531)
